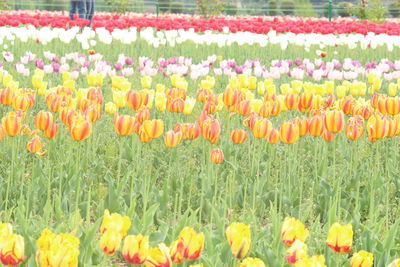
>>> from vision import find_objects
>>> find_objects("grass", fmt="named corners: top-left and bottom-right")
top-left (0, 35), bottom-right (399, 266)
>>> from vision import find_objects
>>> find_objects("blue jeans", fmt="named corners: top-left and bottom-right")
top-left (70, 1), bottom-right (86, 20)
top-left (86, 0), bottom-right (95, 21)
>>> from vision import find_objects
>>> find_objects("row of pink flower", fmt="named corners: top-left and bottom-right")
top-left (3, 51), bottom-right (400, 82)
top-left (1, 11), bottom-right (400, 35)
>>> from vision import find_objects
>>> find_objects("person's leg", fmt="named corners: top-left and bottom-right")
top-left (88, 0), bottom-right (95, 21)
top-left (69, 1), bottom-right (77, 20)
top-left (77, 0), bottom-right (86, 19)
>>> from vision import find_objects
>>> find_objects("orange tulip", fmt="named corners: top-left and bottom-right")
top-left (44, 122), bottom-right (59, 139)
top-left (294, 117), bottom-right (308, 137)
top-left (136, 107), bottom-right (151, 123)
top-left (340, 96), bottom-right (355, 115)
top-left (377, 97), bottom-right (387, 114)
top-left (258, 102), bottom-right (271, 118)
top-left (26, 136), bottom-right (47, 156)
top-left (167, 98), bottom-right (185, 113)
top-left (139, 126), bottom-right (152, 143)
top-left (270, 101), bottom-right (281, 116)
top-left (385, 97), bottom-right (400, 115)
top-left (367, 114), bottom-right (389, 142)
top-left (59, 107), bottom-right (76, 127)
top-left (353, 105), bottom-right (372, 120)
top-left (12, 94), bottom-right (32, 111)
top-left (237, 100), bottom-right (252, 116)
top-left (324, 94), bottom-right (335, 108)
top-left (252, 118), bottom-right (272, 138)
top-left (345, 116), bottom-right (364, 140)
top-left (324, 110), bottom-right (345, 133)
top-left (387, 118), bottom-right (398, 137)
top-left (370, 93), bottom-right (383, 109)
top-left (197, 111), bottom-right (212, 129)
top-left (0, 88), bottom-right (15, 105)
top-left (164, 130), bottom-right (183, 148)
top-left (201, 119), bottom-right (221, 144)
top-left (143, 119), bottom-right (164, 139)
top-left (0, 125), bottom-right (4, 141)
top-left (223, 88), bottom-right (239, 107)
top-left (308, 115), bottom-right (324, 137)
top-left (279, 121), bottom-right (300, 144)
top-left (186, 123), bottom-right (201, 140)
top-left (126, 90), bottom-right (144, 110)
top-left (285, 93), bottom-right (299, 110)
top-left (210, 148), bottom-right (224, 164)
top-left (298, 93), bottom-right (313, 112)
top-left (267, 128), bottom-right (280, 144)
top-left (34, 111), bottom-right (54, 131)
top-left (70, 117), bottom-right (92, 141)
top-left (1, 112), bottom-right (23, 137)
top-left (114, 114), bottom-right (135, 136)
top-left (263, 92), bottom-right (276, 102)
top-left (322, 126), bottom-right (335, 142)
top-left (84, 104), bottom-right (102, 123)
top-left (244, 113), bottom-right (261, 131)
top-left (231, 129), bottom-right (247, 144)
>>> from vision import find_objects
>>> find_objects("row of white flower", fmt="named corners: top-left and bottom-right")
top-left (0, 26), bottom-right (399, 51)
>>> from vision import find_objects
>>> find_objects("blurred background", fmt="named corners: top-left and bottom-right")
top-left (2, 0), bottom-right (400, 19)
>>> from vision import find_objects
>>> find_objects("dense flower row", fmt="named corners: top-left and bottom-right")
top-left (2, 11), bottom-right (400, 35)
top-left (1, 212), bottom-right (399, 266)
top-left (1, 25), bottom-right (400, 50)
top-left (3, 51), bottom-right (400, 83)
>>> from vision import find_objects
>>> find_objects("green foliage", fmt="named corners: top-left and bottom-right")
top-left (105, 0), bottom-right (131, 14)
top-left (269, 0), bottom-right (279, 15)
top-left (388, 1), bottom-right (400, 17)
top-left (196, 0), bottom-right (224, 18)
top-left (280, 0), bottom-right (295, 15)
top-left (337, 1), bottom-right (350, 17)
top-left (294, 0), bottom-right (316, 17)
top-left (169, 1), bottom-right (184, 14)
top-left (348, 0), bottom-right (387, 21)
top-left (157, 0), bottom-right (171, 13)
top-left (322, 2), bottom-right (330, 17)
top-left (224, 2), bottom-right (238, 16)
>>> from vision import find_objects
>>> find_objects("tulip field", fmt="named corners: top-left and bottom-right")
top-left (1, 11), bottom-right (400, 267)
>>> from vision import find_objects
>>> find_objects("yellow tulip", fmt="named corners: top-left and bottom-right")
top-left (0, 223), bottom-right (13, 236)
top-left (113, 91), bottom-right (127, 108)
top-left (350, 250), bottom-right (373, 267)
top-left (0, 234), bottom-right (26, 266)
top-left (286, 240), bottom-right (308, 264)
top-left (183, 97), bottom-right (196, 115)
top-left (240, 257), bottom-right (266, 267)
top-left (226, 222), bottom-right (251, 260)
top-left (141, 75), bottom-right (152, 89)
top-left (326, 223), bottom-right (353, 253)
top-left (388, 258), bottom-right (400, 267)
top-left (63, 79), bottom-right (75, 91)
top-left (281, 217), bottom-right (309, 246)
top-left (388, 83), bottom-right (397, 97)
top-left (145, 243), bottom-right (172, 267)
top-left (156, 83), bottom-right (166, 93)
top-left (295, 255), bottom-right (327, 267)
top-left (100, 209), bottom-right (131, 237)
top-left (100, 230), bottom-right (122, 256)
top-left (62, 71), bottom-right (71, 82)
top-left (155, 93), bottom-right (167, 111)
top-left (122, 235), bottom-right (149, 264)
top-left (170, 227), bottom-right (204, 263)
top-left (105, 102), bottom-right (117, 114)
top-left (248, 76), bottom-right (257, 90)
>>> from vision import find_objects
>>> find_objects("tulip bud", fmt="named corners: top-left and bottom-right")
top-left (237, 100), bottom-right (252, 116)
top-left (126, 90), bottom-right (144, 110)
top-left (240, 257), bottom-right (266, 267)
top-left (350, 250), bottom-right (373, 267)
top-left (100, 209), bottom-right (131, 236)
top-left (35, 111), bottom-right (54, 131)
top-left (226, 222), bottom-right (251, 260)
top-left (267, 128), bottom-right (280, 144)
top-left (100, 230), bottom-right (122, 256)
top-left (210, 148), bottom-right (224, 164)
top-left (1, 112), bottom-right (23, 137)
top-left (44, 122), bottom-right (59, 139)
top-left (105, 102), bottom-right (118, 114)
top-left (164, 130), bottom-right (183, 148)
top-left (281, 217), bottom-right (309, 246)
top-left (114, 114), bottom-right (135, 136)
top-left (345, 116), bottom-right (364, 140)
top-left (70, 117), bottom-right (92, 141)
top-left (0, 234), bottom-right (26, 266)
top-left (252, 119), bottom-right (272, 139)
top-left (324, 110), bottom-right (345, 133)
top-left (201, 119), bottom-right (221, 144)
top-left (326, 223), bottom-right (353, 253)
top-left (231, 129), bottom-right (247, 144)
top-left (143, 119), bottom-right (164, 139)
top-left (286, 240), bottom-right (308, 264)
top-left (279, 121), bottom-right (300, 144)
top-left (285, 93), bottom-right (299, 110)
top-left (294, 117), bottom-right (308, 137)
top-left (308, 115), bottom-right (324, 137)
